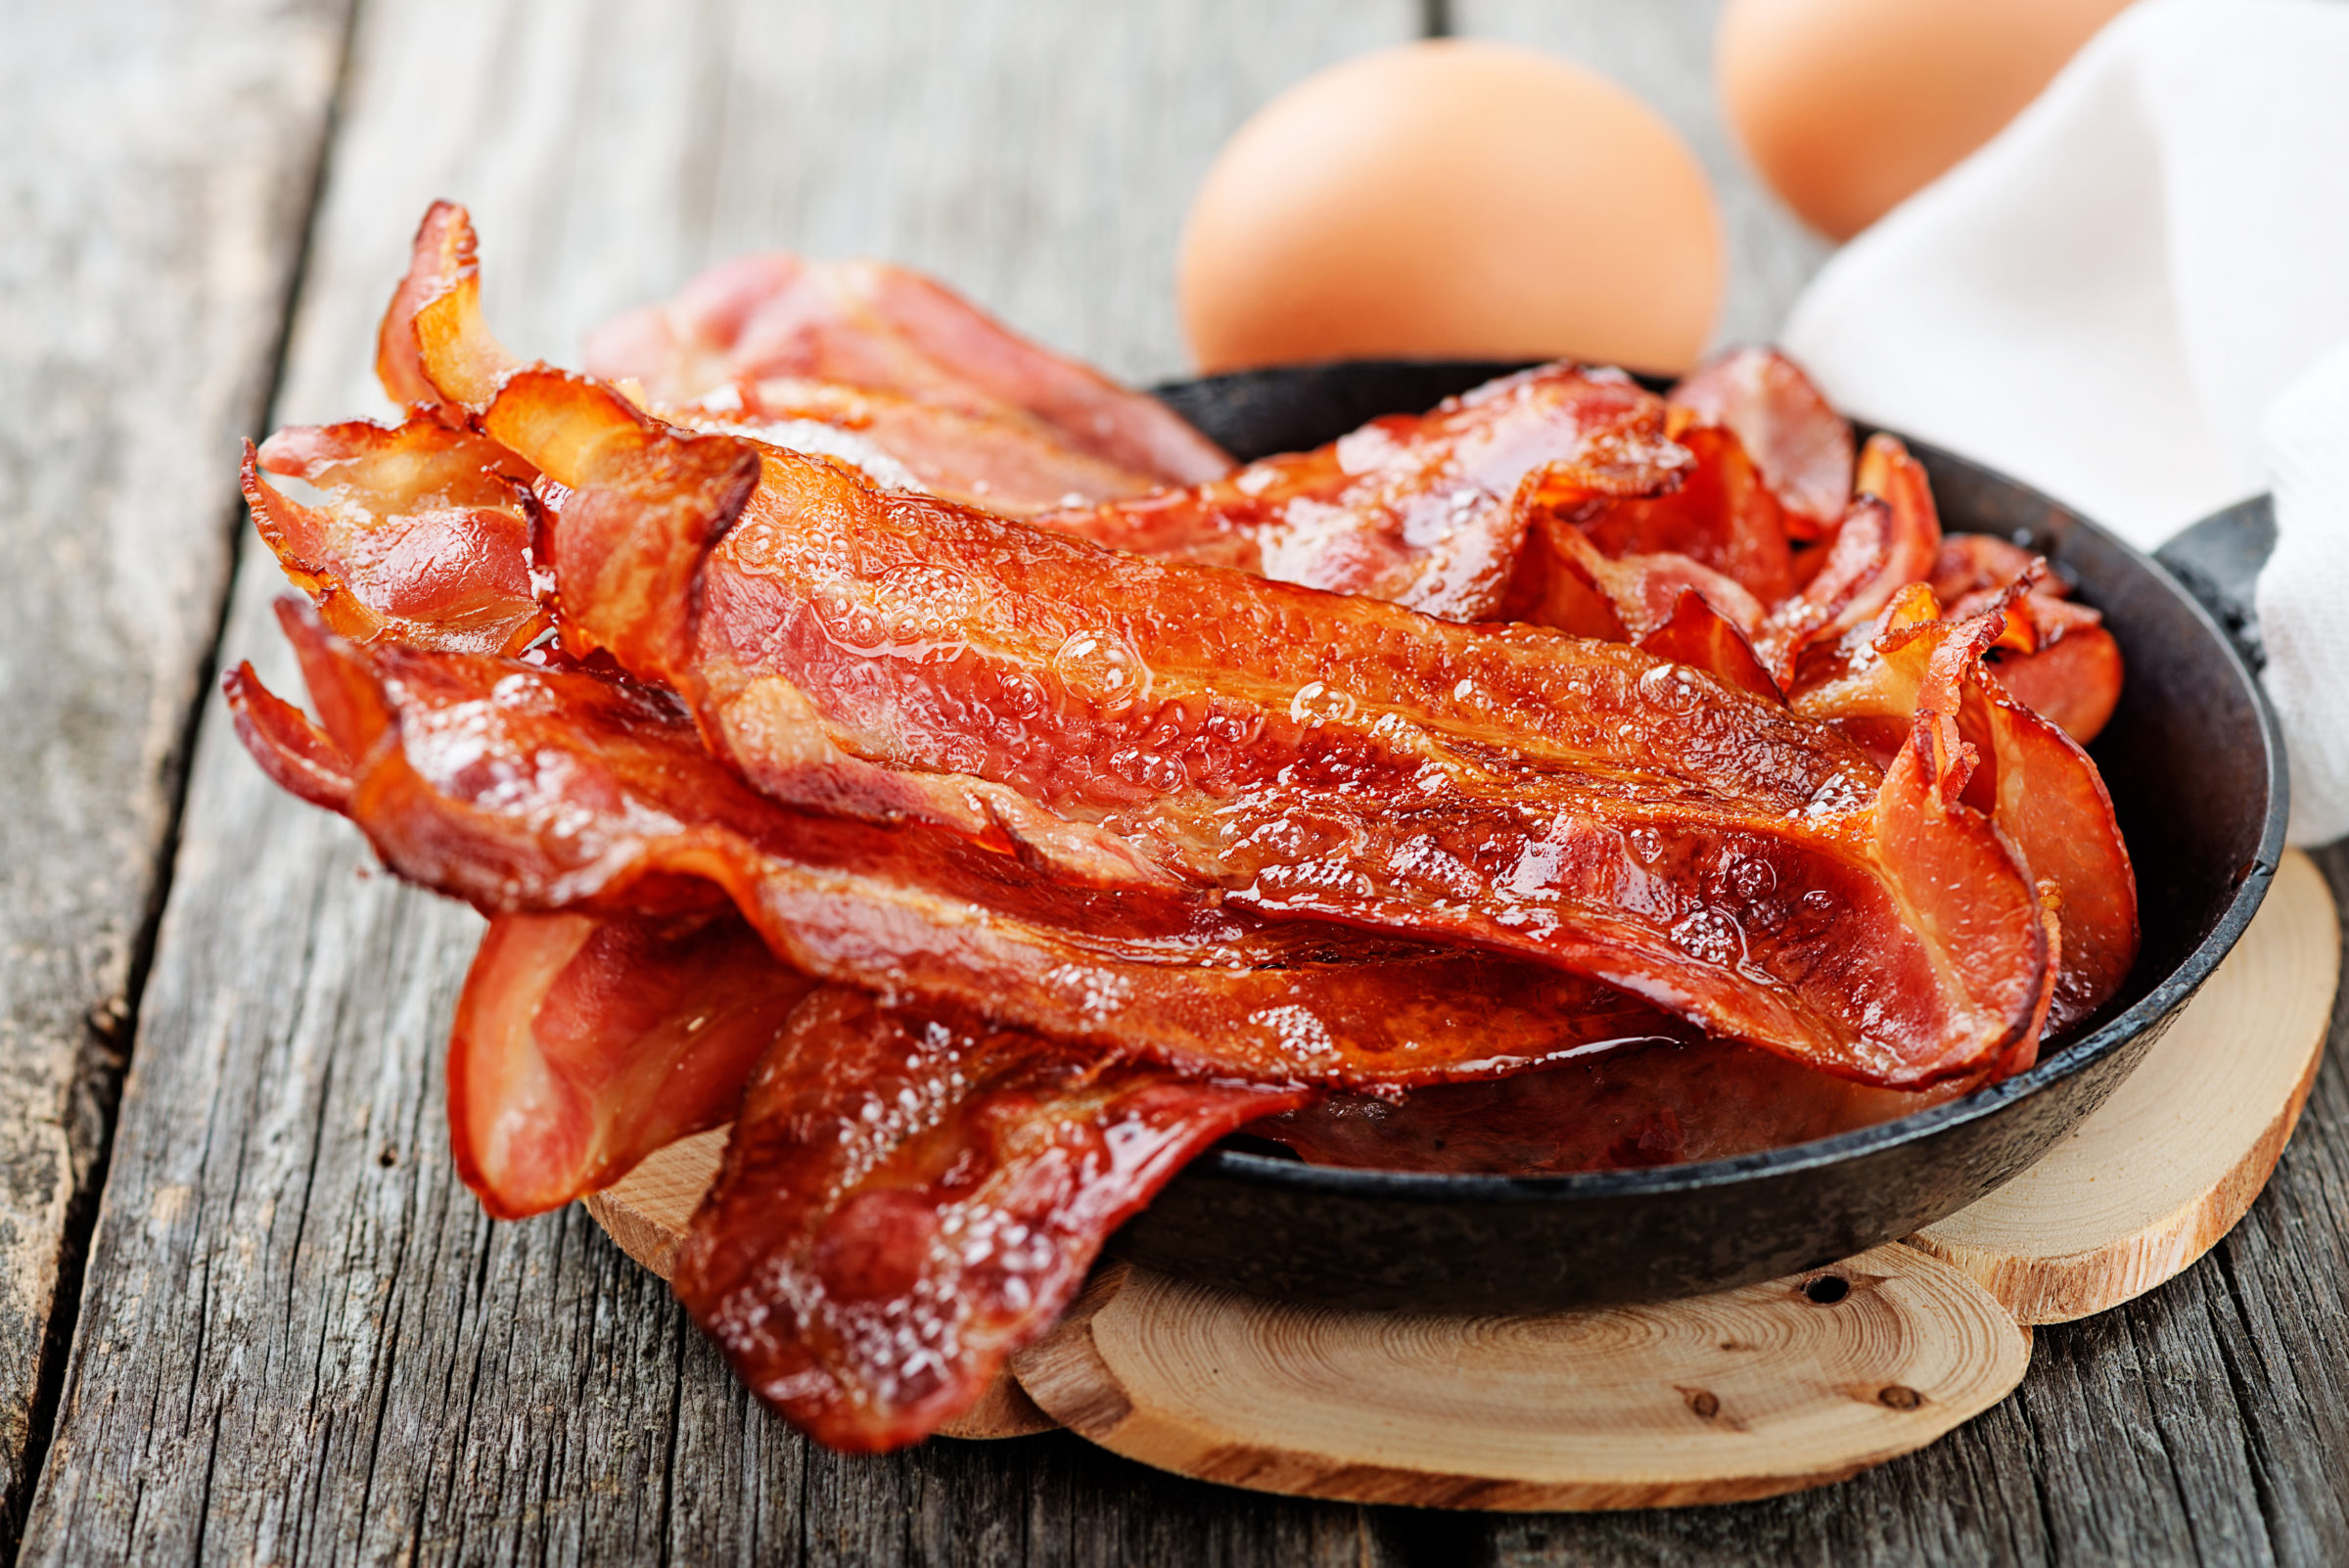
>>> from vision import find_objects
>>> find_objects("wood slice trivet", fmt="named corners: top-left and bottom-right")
top-left (1909, 850), bottom-right (2337, 1321)
top-left (1013, 1252), bottom-right (2027, 1509)
top-left (579, 848), bottom-right (2338, 1489)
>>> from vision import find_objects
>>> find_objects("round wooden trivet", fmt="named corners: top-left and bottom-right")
top-left (578, 849), bottom-right (2338, 1488)
top-left (1909, 849), bottom-right (2336, 1322)
top-left (1012, 1252), bottom-right (2027, 1510)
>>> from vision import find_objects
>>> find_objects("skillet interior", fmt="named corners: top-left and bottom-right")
top-left (1112, 361), bottom-right (2287, 1312)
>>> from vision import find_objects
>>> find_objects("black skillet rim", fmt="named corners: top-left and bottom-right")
top-left (1174, 428), bottom-right (2291, 1205)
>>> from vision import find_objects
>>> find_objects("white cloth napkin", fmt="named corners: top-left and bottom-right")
top-left (1777, 0), bottom-right (2349, 845)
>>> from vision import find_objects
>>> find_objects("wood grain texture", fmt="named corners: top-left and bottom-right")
top-left (268, 0), bottom-right (1417, 435)
top-left (1014, 1254), bottom-right (2031, 1511)
top-left (1453, 0), bottom-right (1831, 348)
top-left (1913, 850), bottom-right (2337, 1324)
top-left (16, 1), bottom-right (1426, 1561)
top-left (581, 1128), bottom-right (728, 1283)
top-left (0, 0), bottom-right (349, 1547)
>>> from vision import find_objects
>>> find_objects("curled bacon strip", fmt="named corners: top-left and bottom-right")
top-left (225, 602), bottom-right (1700, 1101)
top-left (578, 241), bottom-right (1231, 484)
top-left (1754, 435), bottom-right (1944, 679)
top-left (1990, 628), bottom-right (2125, 746)
top-left (1928, 534), bottom-right (2124, 744)
top-left (244, 420), bottom-right (548, 656)
top-left (666, 377), bottom-right (1175, 516)
top-left (1669, 346), bottom-right (1856, 535)
top-left (1034, 365), bottom-right (1691, 620)
top-left (1571, 423), bottom-right (1795, 605)
top-left (449, 912), bottom-right (816, 1218)
top-left (1792, 584), bottom-right (2138, 1034)
top-left (1504, 513), bottom-right (1767, 645)
top-left (673, 990), bottom-right (1304, 1452)
top-left (1512, 379), bottom-right (1934, 695)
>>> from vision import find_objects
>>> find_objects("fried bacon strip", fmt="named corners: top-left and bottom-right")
top-left (1669, 346), bottom-right (1855, 535)
top-left (1032, 366), bottom-right (1692, 620)
top-left (673, 990), bottom-right (1304, 1452)
top-left (1506, 396), bottom-right (1931, 693)
top-left (226, 604), bottom-right (1697, 1098)
top-left (397, 206), bottom-right (1705, 620)
top-left (576, 232), bottom-right (1231, 485)
top-left (1568, 422), bottom-right (1795, 605)
top-left (663, 376), bottom-right (1175, 516)
top-left (1503, 513), bottom-right (1767, 643)
top-left (1751, 436), bottom-right (1943, 677)
top-left (448, 911), bottom-right (817, 1218)
top-left (1927, 534), bottom-right (2124, 744)
top-left (1791, 584), bottom-right (2137, 1033)
top-left (244, 420), bottom-right (549, 656)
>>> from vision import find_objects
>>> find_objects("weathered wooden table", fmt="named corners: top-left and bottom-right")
top-left (6, 2), bottom-right (2345, 1562)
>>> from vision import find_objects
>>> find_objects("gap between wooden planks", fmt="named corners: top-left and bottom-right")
top-left (584, 849), bottom-right (2336, 1501)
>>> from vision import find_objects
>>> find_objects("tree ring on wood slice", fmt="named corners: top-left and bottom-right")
top-left (1009, 1253), bottom-right (2029, 1510)
top-left (1910, 848), bottom-right (2338, 1323)
top-left (580, 1128), bottom-right (1054, 1440)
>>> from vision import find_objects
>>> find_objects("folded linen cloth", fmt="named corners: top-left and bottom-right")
top-left (1778, 0), bottom-right (2349, 845)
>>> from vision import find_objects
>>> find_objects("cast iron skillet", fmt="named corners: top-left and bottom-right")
top-left (1101, 359), bottom-right (2288, 1313)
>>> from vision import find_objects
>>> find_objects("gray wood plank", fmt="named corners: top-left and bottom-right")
top-left (19, 1), bottom-right (1428, 1561)
top-left (0, 0), bottom-right (349, 1548)
top-left (1452, 0), bottom-right (1830, 349)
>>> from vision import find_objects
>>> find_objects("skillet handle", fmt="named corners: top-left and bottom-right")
top-left (2153, 495), bottom-right (2276, 673)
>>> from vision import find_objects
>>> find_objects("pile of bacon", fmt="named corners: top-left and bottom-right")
top-left (227, 203), bottom-right (2135, 1453)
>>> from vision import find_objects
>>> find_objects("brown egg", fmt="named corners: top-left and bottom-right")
top-left (1178, 41), bottom-right (1724, 375)
top-left (1718, 0), bottom-right (2135, 241)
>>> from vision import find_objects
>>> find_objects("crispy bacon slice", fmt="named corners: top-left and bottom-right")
top-left (224, 662), bottom-right (354, 811)
top-left (1634, 590), bottom-right (1784, 704)
top-left (1928, 534), bottom-right (2043, 607)
top-left (1991, 628), bottom-right (2124, 745)
top-left (1526, 430), bottom-right (1939, 693)
top-left (1751, 436), bottom-right (1943, 679)
top-left (673, 990), bottom-right (1305, 1452)
top-left (577, 243), bottom-right (1231, 484)
top-left (410, 206), bottom-right (1699, 625)
top-left (1670, 346), bottom-right (1855, 535)
top-left (449, 911), bottom-right (816, 1218)
top-left (1846, 435), bottom-right (1946, 629)
top-left (1503, 514), bottom-right (1767, 644)
top-left (1572, 423), bottom-right (1796, 604)
top-left (1792, 584), bottom-right (2138, 1032)
top-left (226, 602), bottom-right (1703, 1095)
top-left (666, 377), bottom-right (1173, 516)
top-left (1928, 534), bottom-right (2123, 744)
top-left (1032, 366), bottom-right (1692, 620)
top-left (244, 420), bottom-right (548, 656)
top-left (377, 203), bottom-right (474, 409)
